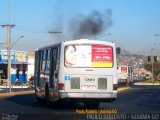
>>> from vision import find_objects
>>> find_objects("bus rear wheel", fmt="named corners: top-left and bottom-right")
top-left (45, 85), bottom-right (50, 105)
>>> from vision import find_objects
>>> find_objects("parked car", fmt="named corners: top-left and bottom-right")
top-left (146, 74), bottom-right (151, 80)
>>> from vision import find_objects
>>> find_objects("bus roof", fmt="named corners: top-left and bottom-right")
top-left (36, 39), bottom-right (115, 51)
top-left (64, 39), bottom-right (114, 45)
top-left (36, 42), bottom-right (61, 51)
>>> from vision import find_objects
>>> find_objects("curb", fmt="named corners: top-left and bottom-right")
top-left (118, 86), bottom-right (129, 92)
top-left (134, 83), bottom-right (160, 85)
top-left (0, 90), bottom-right (34, 97)
top-left (0, 86), bottom-right (30, 88)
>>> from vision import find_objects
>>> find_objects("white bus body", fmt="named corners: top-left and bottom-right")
top-left (34, 39), bottom-right (118, 107)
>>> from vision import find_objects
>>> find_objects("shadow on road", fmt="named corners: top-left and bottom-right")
top-left (5, 92), bottom-right (117, 110)
top-left (2, 93), bottom-right (82, 120)
top-left (6, 93), bottom-right (48, 108)
top-left (5, 93), bottom-right (86, 110)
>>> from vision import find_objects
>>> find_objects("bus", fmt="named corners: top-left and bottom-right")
top-left (34, 39), bottom-right (118, 108)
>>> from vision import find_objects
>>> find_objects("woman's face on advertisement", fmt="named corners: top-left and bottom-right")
top-left (65, 46), bottom-right (76, 67)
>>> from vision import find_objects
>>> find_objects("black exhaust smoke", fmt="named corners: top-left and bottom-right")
top-left (68, 9), bottom-right (113, 39)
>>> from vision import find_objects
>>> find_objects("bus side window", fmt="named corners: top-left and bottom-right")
top-left (42, 50), bottom-right (47, 71)
top-left (56, 47), bottom-right (60, 66)
top-left (55, 47), bottom-right (60, 76)
top-left (36, 51), bottom-right (42, 86)
top-left (40, 51), bottom-right (44, 71)
top-left (50, 48), bottom-right (57, 88)
top-left (46, 49), bottom-right (51, 71)
top-left (49, 47), bottom-right (60, 88)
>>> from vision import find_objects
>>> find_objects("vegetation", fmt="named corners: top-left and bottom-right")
top-left (144, 62), bottom-right (160, 81)
top-left (143, 80), bottom-right (160, 84)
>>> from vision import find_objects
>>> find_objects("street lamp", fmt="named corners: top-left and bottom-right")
top-left (153, 34), bottom-right (160, 48)
top-left (6, 36), bottom-right (24, 93)
top-left (151, 34), bottom-right (159, 82)
top-left (151, 49), bottom-right (155, 83)
top-left (11, 36), bottom-right (24, 49)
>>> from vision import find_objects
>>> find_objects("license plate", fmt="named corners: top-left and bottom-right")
top-left (82, 85), bottom-right (96, 90)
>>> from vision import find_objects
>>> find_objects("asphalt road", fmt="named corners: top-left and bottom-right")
top-left (0, 85), bottom-right (160, 120)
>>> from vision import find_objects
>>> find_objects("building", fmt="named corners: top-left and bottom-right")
top-left (27, 51), bottom-right (35, 81)
top-left (0, 50), bottom-right (28, 84)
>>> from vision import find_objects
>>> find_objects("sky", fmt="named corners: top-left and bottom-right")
top-left (0, 0), bottom-right (160, 55)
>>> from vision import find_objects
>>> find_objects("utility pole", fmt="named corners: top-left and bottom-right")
top-left (48, 31), bottom-right (62, 43)
top-left (0, 0), bottom-right (16, 93)
top-left (48, 31), bottom-right (62, 34)
top-left (0, 24), bottom-right (15, 93)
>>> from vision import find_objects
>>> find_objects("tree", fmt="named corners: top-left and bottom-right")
top-left (144, 62), bottom-right (160, 80)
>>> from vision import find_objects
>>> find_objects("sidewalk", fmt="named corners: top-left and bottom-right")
top-left (0, 90), bottom-right (34, 96)
top-left (118, 86), bottom-right (129, 92)
top-left (0, 85), bottom-right (30, 88)
top-left (0, 86), bottom-right (130, 96)
top-left (134, 82), bottom-right (160, 85)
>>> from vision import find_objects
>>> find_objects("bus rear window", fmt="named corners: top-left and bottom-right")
top-left (64, 45), bottom-right (113, 68)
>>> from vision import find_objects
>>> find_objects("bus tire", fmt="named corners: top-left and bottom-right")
top-left (45, 85), bottom-right (50, 105)
top-left (35, 88), bottom-right (45, 104)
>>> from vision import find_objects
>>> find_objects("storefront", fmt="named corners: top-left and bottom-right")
top-left (0, 50), bottom-right (28, 84)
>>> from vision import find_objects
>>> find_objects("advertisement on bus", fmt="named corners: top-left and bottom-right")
top-left (64, 45), bottom-right (113, 68)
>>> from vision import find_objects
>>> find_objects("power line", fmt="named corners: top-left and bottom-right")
top-left (15, 27), bottom-right (48, 33)
top-left (16, 25), bottom-right (48, 33)
top-left (0, 20), bottom-right (49, 33)
top-left (0, 24), bottom-right (16, 28)
top-left (0, 20), bottom-right (63, 34)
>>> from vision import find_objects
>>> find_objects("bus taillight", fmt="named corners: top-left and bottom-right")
top-left (58, 83), bottom-right (64, 90)
top-left (113, 84), bottom-right (118, 90)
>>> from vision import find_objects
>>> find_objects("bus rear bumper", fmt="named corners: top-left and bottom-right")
top-left (59, 92), bottom-right (117, 100)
